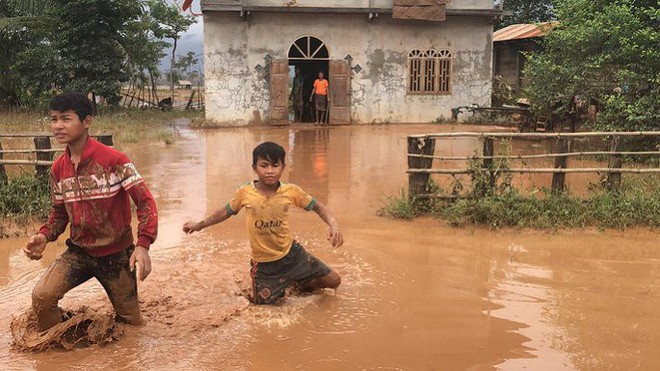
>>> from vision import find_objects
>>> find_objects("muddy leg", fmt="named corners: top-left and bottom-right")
top-left (32, 247), bottom-right (93, 331)
top-left (94, 247), bottom-right (142, 325)
top-left (299, 270), bottom-right (341, 292)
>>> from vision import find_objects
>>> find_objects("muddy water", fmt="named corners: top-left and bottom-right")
top-left (2, 123), bottom-right (660, 370)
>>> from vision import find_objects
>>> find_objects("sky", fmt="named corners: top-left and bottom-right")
top-left (160, 0), bottom-right (204, 71)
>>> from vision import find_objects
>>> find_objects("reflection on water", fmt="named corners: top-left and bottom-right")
top-left (1, 123), bottom-right (659, 370)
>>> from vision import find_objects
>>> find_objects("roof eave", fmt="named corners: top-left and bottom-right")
top-left (201, 5), bottom-right (503, 18)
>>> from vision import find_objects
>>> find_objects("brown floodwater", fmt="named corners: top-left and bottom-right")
top-left (1, 122), bottom-right (660, 370)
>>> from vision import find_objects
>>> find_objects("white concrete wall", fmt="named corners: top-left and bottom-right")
top-left (204, 12), bottom-right (493, 125)
top-left (239, 0), bottom-right (493, 10)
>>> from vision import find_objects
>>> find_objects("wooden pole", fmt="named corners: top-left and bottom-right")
top-left (0, 140), bottom-right (7, 183)
top-left (408, 168), bottom-right (660, 174)
top-left (407, 137), bottom-right (436, 199)
top-left (606, 136), bottom-right (623, 191)
top-left (129, 90), bottom-right (136, 108)
top-left (551, 138), bottom-right (570, 194)
top-left (97, 135), bottom-right (113, 146)
top-left (482, 136), bottom-right (496, 190)
top-left (34, 136), bottom-right (53, 177)
top-left (409, 131), bottom-right (660, 139)
top-left (185, 90), bottom-right (196, 110)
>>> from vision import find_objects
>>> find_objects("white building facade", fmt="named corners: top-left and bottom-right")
top-left (202, 0), bottom-right (500, 125)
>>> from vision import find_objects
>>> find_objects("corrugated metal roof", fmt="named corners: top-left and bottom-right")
top-left (493, 22), bottom-right (558, 42)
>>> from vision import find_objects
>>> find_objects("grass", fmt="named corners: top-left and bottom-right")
top-left (0, 108), bottom-right (199, 233)
top-left (0, 175), bottom-right (50, 223)
top-left (380, 177), bottom-right (660, 230)
top-left (0, 108), bottom-right (202, 146)
top-left (381, 137), bottom-right (660, 230)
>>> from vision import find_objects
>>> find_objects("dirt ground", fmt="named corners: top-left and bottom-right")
top-left (1, 122), bottom-right (659, 370)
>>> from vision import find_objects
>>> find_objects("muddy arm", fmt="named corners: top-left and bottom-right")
top-left (184, 205), bottom-right (232, 234)
top-left (38, 203), bottom-right (69, 242)
top-left (38, 171), bottom-right (69, 242)
top-left (312, 201), bottom-right (343, 248)
top-left (128, 182), bottom-right (158, 249)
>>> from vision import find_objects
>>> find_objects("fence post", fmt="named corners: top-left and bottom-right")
top-left (186, 90), bottom-right (196, 110)
top-left (0, 140), bottom-right (7, 183)
top-left (97, 135), bottom-right (114, 146)
top-left (606, 135), bottom-right (622, 191)
top-left (551, 138), bottom-right (570, 194)
top-left (482, 136), bottom-right (496, 190)
top-left (407, 136), bottom-right (436, 199)
top-left (33, 136), bottom-right (53, 178)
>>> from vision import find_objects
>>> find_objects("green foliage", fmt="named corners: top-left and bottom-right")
top-left (491, 74), bottom-right (517, 107)
top-left (436, 186), bottom-right (660, 229)
top-left (174, 51), bottom-right (200, 80)
top-left (496, 0), bottom-right (555, 29)
top-left (525, 0), bottom-right (660, 131)
top-left (381, 181), bottom-right (660, 229)
top-left (49, 0), bottom-right (144, 105)
top-left (148, 0), bottom-right (196, 96)
top-left (1, 0), bottom-right (195, 108)
top-left (378, 189), bottom-right (419, 220)
top-left (381, 139), bottom-right (660, 229)
top-left (0, 174), bottom-right (50, 221)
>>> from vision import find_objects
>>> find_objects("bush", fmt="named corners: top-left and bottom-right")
top-left (0, 175), bottom-right (51, 222)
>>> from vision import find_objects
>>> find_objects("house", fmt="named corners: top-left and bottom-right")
top-left (202, 0), bottom-right (502, 125)
top-left (493, 22), bottom-right (557, 92)
top-left (178, 80), bottom-right (193, 89)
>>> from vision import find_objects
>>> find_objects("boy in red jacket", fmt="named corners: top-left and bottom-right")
top-left (23, 92), bottom-right (158, 331)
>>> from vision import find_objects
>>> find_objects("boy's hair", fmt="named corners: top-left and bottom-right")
top-left (253, 142), bottom-right (286, 165)
top-left (49, 92), bottom-right (94, 122)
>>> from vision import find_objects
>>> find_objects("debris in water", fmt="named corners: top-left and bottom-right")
top-left (10, 307), bottom-right (122, 352)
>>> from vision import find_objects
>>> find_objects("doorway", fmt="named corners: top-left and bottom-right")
top-left (288, 36), bottom-right (329, 123)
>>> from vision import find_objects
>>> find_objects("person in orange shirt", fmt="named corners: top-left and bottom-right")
top-left (310, 72), bottom-right (329, 124)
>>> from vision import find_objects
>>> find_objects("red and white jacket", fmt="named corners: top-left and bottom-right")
top-left (39, 138), bottom-right (158, 257)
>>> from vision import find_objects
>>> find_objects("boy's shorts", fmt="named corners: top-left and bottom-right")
top-left (250, 241), bottom-right (332, 304)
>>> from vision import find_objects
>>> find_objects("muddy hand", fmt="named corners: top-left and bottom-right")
top-left (23, 233), bottom-right (47, 260)
top-left (182, 221), bottom-right (202, 234)
top-left (130, 246), bottom-right (152, 281)
top-left (328, 225), bottom-right (344, 248)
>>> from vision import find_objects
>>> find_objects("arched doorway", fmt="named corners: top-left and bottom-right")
top-left (288, 36), bottom-right (330, 123)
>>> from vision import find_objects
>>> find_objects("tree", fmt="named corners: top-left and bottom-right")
top-left (148, 0), bottom-right (195, 100)
top-left (0, 0), bottom-right (54, 106)
top-left (122, 6), bottom-right (170, 104)
top-left (173, 51), bottom-right (199, 80)
top-left (1, 0), bottom-right (190, 109)
top-left (496, 0), bottom-right (555, 29)
top-left (524, 0), bottom-right (660, 131)
top-left (49, 0), bottom-right (144, 108)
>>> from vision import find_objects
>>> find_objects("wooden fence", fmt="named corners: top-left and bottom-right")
top-left (407, 131), bottom-right (660, 199)
top-left (0, 134), bottom-right (113, 181)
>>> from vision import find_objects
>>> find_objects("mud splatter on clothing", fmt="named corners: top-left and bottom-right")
top-left (39, 138), bottom-right (158, 257)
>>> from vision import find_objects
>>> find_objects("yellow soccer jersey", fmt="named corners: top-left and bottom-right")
top-left (226, 182), bottom-right (316, 262)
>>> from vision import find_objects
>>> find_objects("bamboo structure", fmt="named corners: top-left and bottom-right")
top-left (0, 134), bottom-right (113, 179)
top-left (406, 131), bottom-right (660, 198)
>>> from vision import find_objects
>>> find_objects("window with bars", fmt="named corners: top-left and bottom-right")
top-left (408, 49), bottom-right (453, 95)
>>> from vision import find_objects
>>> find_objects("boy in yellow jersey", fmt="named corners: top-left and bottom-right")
top-left (182, 142), bottom-right (343, 304)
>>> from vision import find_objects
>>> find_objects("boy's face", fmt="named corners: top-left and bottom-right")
top-left (253, 157), bottom-right (285, 186)
top-left (318, 72), bottom-right (324, 79)
top-left (50, 109), bottom-right (90, 144)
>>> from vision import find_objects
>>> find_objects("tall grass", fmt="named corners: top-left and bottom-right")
top-left (0, 175), bottom-right (51, 223)
top-left (380, 185), bottom-right (660, 229)
top-left (380, 139), bottom-right (660, 230)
